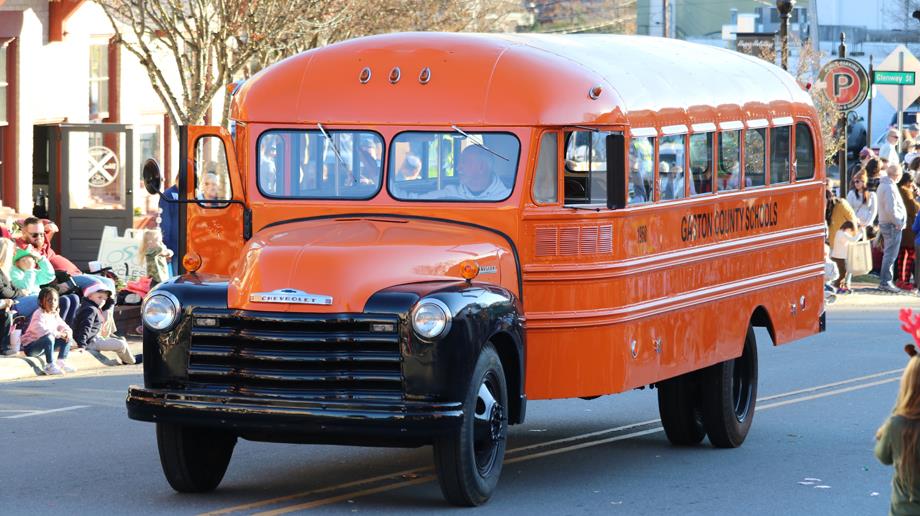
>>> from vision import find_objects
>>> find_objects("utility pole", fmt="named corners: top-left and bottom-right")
top-left (838, 32), bottom-right (848, 196)
top-left (663, 0), bottom-right (670, 38)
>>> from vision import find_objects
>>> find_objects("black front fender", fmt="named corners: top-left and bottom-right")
top-left (365, 281), bottom-right (526, 424)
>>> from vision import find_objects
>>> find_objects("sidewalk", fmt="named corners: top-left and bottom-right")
top-left (0, 336), bottom-right (142, 382)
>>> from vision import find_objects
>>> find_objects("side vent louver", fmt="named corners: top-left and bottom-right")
top-left (535, 225), bottom-right (613, 257)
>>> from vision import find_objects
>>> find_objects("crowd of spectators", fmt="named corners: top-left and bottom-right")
top-left (825, 136), bottom-right (920, 294)
top-left (0, 217), bottom-right (143, 374)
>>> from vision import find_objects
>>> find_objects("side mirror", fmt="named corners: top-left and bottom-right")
top-left (142, 158), bottom-right (164, 195)
top-left (605, 134), bottom-right (627, 209)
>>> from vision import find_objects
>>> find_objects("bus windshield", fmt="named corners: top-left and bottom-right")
top-left (257, 130), bottom-right (384, 199)
top-left (388, 131), bottom-right (519, 202)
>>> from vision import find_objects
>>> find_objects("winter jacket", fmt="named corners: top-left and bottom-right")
top-left (10, 256), bottom-right (55, 295)
top-left (72, 298), bottom-right (104, 348)
top-left (0, 270), bottom-right (25, 300)
top-left (913, 212), bottom-right (920, 247)
top-left (22, 308), bottom-right (69, 346)
top-left (899, 185), bottom-right (920, 249)
top-left (876, 415), bottom-right (920, 515)
top-left (878, 176), bottom-right (908, 228)
top-left (828, 199), bottom-right (858, 242)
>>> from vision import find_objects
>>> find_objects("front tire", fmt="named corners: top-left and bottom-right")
top-left (657, 372), bottom-right (706, 445)
top-left (433, 344), bottom-right (508, 506)
top-left (701, 326), bottom-right (758, 448)
top-left (156, 423), bottom-right (237, 493)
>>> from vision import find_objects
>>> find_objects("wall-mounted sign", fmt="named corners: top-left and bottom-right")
top-left (87, 145), bottom-right (119, 187)
top-left (735, 32), bottom-right (776, 62)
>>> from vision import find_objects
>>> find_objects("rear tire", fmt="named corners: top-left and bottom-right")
top-left (433, 344), bottom-right (508, 506)
top-left (657, 372), bottom-right (706, 445)
top-left (701, 326), bottom-right (758, 448)
top-left (156, 423), bottom-right (237, 493)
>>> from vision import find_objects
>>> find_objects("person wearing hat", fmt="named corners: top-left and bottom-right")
top-left (881, 128), bottom-right (901, 166)
top-left (72, 282), bottom-right (139, 365)
top-left (10, 246), bottom-right (80, 323)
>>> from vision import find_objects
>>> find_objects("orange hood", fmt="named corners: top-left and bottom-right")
top-left (227, 217), bottom-right (517, 312)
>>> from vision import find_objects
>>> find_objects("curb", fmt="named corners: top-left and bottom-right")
top-left (0, 336), bottom-right (142, 382)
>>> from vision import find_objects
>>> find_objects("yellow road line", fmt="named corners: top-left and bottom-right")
top-left (204, 369), bottom-right (903, 515)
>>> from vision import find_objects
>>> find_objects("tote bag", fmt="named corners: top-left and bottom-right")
top-left (846, 239), bottom-right (873, 276)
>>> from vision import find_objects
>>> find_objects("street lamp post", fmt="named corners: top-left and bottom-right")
top-left (777, 0), bottom-right (796, 71)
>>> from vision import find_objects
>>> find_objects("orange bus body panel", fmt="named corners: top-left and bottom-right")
top-left (184, 33), bottom-right (827, 402)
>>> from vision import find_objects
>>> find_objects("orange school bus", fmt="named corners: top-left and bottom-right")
top-left (130, 33), bottom-right (825, 506)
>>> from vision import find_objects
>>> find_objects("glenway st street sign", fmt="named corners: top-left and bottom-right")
top-left (875, 45), bottom-right (920, 110)
top-left (874, 70), bottom-right (916, 86)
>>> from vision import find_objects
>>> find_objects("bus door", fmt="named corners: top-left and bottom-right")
top-left (180, 126), bottom-right (248, 275)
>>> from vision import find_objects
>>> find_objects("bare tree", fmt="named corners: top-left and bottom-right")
top-left (97, 0), bottom-right (334, 132)
top-left (99, 1), bottom-right (520, 131)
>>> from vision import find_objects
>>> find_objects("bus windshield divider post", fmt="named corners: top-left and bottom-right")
top-left (606, 133), bottom-right (626, 209)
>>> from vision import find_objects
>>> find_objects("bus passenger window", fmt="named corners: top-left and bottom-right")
top-left (770, 126), bottom-right (791, 184)
top-left (194, 135), bottom-right (232, 206)
top-left (744, 128), bottom-right (767, 187)
top-left (628, 136), bottom-right (654, 205)
top-left (689, 132), bottom-right (713, 195)
top-left (795, 123), bottom-right (815, 180)
top-left (717, 130), bottom-right (742, 191)
top-left (533, 132), bottom-right (558, 204)
top-left (659, 134), bottom-right (686, 200)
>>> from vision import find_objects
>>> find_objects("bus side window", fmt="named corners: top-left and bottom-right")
top-left (533, 132), bottom-right (558, 204)
top-left (795, 123), bottom-right (815, 181)
top-left (744, 128), bottom-right (767, 187)
top-left (689, 132), bottom-right (713, 195)
top-left (717, 130), bottom-right (742, 191)
top-left (628, 136), bottom-right (654, 205)
top-left (770, 126), bottom-right (791, 184)
top-left (564, 130), bottom-right (590, 203)
top-left (659, 134), bottom-right (686, 201)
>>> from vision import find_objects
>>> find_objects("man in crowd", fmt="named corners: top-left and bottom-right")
top-left (878, 164), bottom-right (909, 292)
top-left (15, 217), bottom-right (80, 275)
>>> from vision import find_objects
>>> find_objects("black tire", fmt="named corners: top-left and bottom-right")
top-left (433, 344), bottom-right (508, 506)
top-left (701, 326), bottom-right (758, 448)
top-left (657, 372), bottom-right (705, 445)
top-left (156, 423), bottom-right (237, 493)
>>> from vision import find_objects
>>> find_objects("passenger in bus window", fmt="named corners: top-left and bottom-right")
top-left (628, 138), bottom-right (653, 204)
top-left (354, 137), bottom-right (380, 185)
top-left (260, 136), bottom-right (280, 194)
top-left (395, 155), bottom-right (423, 181)
top-left (198, 172), bottom-right (226, 206)
top-left (659, 161), bottom-right (685, 201)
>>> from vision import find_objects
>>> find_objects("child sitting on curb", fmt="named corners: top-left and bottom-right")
top-left (73, 282), bottom-right (141, 365)
top-left (21, 287), bottom-right (74, 375)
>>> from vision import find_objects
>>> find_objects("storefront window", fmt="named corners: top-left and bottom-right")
top-left (89, 44), bottom-right (109, 120)
top-left (68, 131), bottom-right (125, 209)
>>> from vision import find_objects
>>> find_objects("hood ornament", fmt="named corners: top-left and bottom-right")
top-left (250, 288), bottom-right (333, 305)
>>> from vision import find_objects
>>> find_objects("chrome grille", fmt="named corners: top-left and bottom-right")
top-left (186, 309), bottom-right (403, 401)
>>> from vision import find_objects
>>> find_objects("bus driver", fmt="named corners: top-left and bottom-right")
top-left (397, 145), bottom-right (511, 201)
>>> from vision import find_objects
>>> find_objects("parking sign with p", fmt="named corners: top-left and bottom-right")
top-left (817, 58), bottom-right (869, 111)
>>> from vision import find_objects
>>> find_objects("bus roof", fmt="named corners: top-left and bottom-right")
top-left (232, 32), bottom-right (815, 128)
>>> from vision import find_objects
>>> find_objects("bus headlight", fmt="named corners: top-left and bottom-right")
top-left (411, 298), bottom-right (452, 341)
top-left (142, 291), bottom-right (181, 331)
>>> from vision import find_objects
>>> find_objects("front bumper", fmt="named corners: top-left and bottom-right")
top-left (127, 386), bottom-right (463, 445)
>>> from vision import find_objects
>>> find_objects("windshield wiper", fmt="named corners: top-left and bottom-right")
top-left (450, 125), bottom-right (509, 162)
top-left (317, 123), bottom-right (348, 168)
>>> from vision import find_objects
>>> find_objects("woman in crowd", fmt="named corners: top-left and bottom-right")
top-left (876, 350), bottom-right (920, 514)
top-left (897, 172), bottom-right (920, 290)
top-left (847, 169), bottom-right (879, 239)
top-left (0, 239), bottom-right (26, 354)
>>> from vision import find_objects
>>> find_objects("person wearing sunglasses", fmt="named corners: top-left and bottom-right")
top-left (14, 217), bottom-right (80, 276)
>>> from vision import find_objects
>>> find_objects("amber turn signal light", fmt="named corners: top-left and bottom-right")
top-left (183, 252), bottom-right (203, 272)
top-left (459, 260), bottom-right (480, 280)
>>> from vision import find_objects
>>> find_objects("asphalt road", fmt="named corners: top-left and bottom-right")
top-left (0, 303), bottom-right (914, 515)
